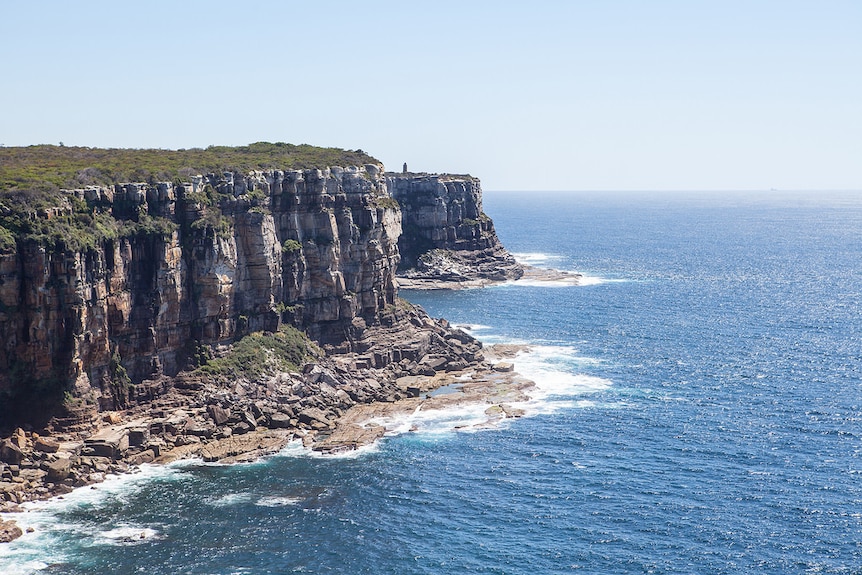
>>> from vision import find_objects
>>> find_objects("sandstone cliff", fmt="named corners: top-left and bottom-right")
top-left (0, 165), bottom-right (401, 423)
top-left (0, 149), bottom-right (533, 516)
top-left (388, 173), bottom-right (523, 287)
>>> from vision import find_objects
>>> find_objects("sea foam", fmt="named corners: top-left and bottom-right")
top-left (0, 462), bottom-right (191, 573)
top-left (256, 496), bottom-right (302, 507)
top-left (512, 252), bottom-right (564, 266)
top-left (95, 525), bottom-right (163, 546)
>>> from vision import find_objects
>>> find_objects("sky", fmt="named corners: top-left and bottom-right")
top-left (1, 1), bottom-right (860, 191)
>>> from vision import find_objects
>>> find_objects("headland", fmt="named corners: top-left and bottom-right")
top-left (0, 144), bottom-right (558, 541)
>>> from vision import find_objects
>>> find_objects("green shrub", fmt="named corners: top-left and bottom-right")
top-left (375, 196), bottom-right (399, 210)
top-left (0, 143), bottom-right (379, 192)
top-left (0, 225), bottom-right (15, 252)
top-left (190, 212), bottom-right (232, 239)
top-left (196, 325), bottom-right (314, 383)
top-left (282, 239), bottom-right (302, 253)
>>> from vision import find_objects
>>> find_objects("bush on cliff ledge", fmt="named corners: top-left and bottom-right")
top-left (195, 325), bottom-right (317, 385)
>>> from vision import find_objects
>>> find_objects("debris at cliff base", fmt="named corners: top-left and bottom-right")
top-left (0, 306), bottom-right (493, 515)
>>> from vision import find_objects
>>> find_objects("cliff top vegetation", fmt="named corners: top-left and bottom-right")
top-left (0, 142), bottom-right (379, 192)
top-left (0, 142), bottom-right (378, 253)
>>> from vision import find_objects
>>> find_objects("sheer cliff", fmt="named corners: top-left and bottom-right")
top-left (0, 164), bottom-right (401, 421)
top-left (388, 173), bottom-right (523, 287)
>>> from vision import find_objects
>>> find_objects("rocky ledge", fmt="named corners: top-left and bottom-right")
top-left (397, 260), bottom-right (584, 290)
top-left (0, 304), bottom-right (535, 541)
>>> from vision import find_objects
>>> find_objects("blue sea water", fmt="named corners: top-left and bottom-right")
top-left (3, 190), bottom-right (862, 574)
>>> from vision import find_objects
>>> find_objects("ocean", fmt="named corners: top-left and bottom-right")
top-left (3, 190), bottom-right (862, 574)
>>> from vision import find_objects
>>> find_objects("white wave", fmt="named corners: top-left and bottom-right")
top-left (0, 462), bottom-right (192, 573)
top-left (513, 345), bottom-right (610, 396)
top-left (95, 525), bottom-right (162, 546)
top-left (256, 496), bottom-right (302, 507)
top-left (209, 492), bottom-right (255, 507)
top-left (20, 462), bottom-right (189, 516)
top-left (369, 402), bottom-right (497, 437)
top-left (453, 323), bottom-right (493, 332)
top-left (274, 438), bottom-right (381, 460)
top-left (505, 272), bottom-right (629, 288)
top-left (577, 274), bottom-right (629, 286)
top-left (512, 252), bottom-right (563, 265)
top-left (505, 278), bottom-right (579, 288)
top-left (0, 558), bottom-right (51, 575)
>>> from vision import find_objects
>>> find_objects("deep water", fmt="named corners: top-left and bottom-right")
top-left (3, 190), bottom-right (862, 574)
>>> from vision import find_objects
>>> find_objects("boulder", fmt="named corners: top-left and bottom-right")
top-left (419, 356), bottom-right (448, 372)
top-left (129, 450), bottom-right (156, 466)
top-left (33, 437), bottom-right (60, 453)
top-left (84, 428), bottom-right (129, 459)
top-left (0, 519), bottom-right (23, 543)
top-left (298, 407), bottom-right (332, 429)
top-left (231, 422), bottom-right (252, 435)
top-left (241, 411), bottom-right (258, 430)
top-left (186, 423), bottom-right (215, 438)
top-left (127, 427), bottom-right (150, 447)
top-left (268, 413), bottom-right (293, 429)
top-left (103, 412), bottom-right (122, 425)
top-left (208, 404), bottom-right (230, 426)
top-left (9, 429), bottom-right (29, 450)
top-left (0, 440), bottom-right (24, 465)
top-left (45, 458), bottom-right (71, 482)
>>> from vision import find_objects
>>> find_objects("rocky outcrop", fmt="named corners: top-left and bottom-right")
top-left (0, 519), bottom-right (22, 543)
top-left (0, 165), bottom-right (400, 422)
top-left (388, 173), bottom-right (523, 288)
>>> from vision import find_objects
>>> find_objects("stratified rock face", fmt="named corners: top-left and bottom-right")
top-left (388, 173), bottom-right (523, 285)
top-left (0, 165), bottom-right (400, 413)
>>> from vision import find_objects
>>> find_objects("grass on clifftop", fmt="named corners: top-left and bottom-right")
top-left (0, 142), bottom-right (379, 252)
top-left (0, 142), bottom-right (379, 192)
top-left (195, 325), bottom-right (319, 384)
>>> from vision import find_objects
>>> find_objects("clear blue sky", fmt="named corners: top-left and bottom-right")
top-left (1, 1), bottom-right (859, 191)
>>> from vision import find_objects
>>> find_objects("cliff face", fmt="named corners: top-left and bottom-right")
top-left (0, 165), bottom-right (400, 417)
top-left (388, 173), bottom-right (523, 286)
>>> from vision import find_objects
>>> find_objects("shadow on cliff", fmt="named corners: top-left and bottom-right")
top-left (0, 364), bottom-right (67, 432)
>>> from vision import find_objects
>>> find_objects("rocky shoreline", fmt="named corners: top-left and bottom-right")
top-left (397, 264), bottom-right (583, 290)
top-left (0, 153), bottom-right (560, 545)
top-left (0, 306), bottom-right (533, 543)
